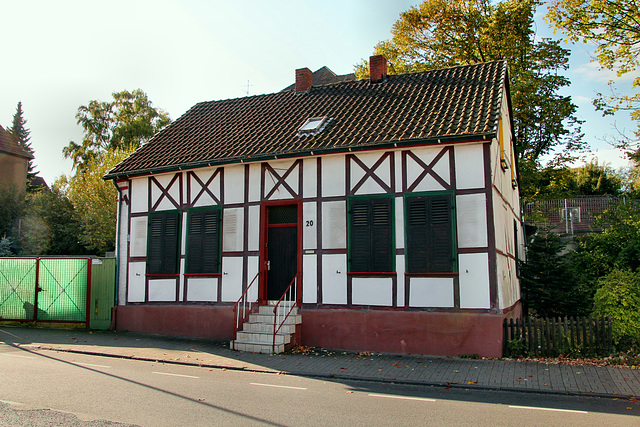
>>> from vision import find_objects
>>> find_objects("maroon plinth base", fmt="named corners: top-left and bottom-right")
top-left (115, 303), bottom-right (521, 357)
top-left (116, 305), bottom-right (235, 340)
top-left (300, 304), bottom-right (522, 358)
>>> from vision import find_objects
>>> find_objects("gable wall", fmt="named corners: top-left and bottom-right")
top-left (491, 86), bottom-right (524, 309)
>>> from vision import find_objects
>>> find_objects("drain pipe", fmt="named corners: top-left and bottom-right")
top-left (112, 180), bottom-right (123, 311)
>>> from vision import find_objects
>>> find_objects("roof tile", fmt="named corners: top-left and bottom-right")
top-left (106, 61), bottom-right (506, 178)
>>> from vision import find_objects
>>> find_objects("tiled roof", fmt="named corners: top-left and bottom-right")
top-left (106, 61), bottom-right (506, 179)
top-left (0, 125), bottom-right (31, 159)
top-left (280, 66), bottom-right (356, 92)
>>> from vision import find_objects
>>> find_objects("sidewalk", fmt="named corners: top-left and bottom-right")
top-left (1, 326), bottom-right (639, 399)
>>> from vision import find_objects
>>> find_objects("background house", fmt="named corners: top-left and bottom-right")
top-left (105, 56), bottom-right (524, 357)
top-left (0, 125), bottom-right (31, 192)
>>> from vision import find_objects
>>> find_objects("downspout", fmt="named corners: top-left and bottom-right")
top-left (112, 180), bottom-right (123, 310)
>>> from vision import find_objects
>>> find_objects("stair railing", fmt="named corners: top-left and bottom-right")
top-left (232, 270), bottom-right (261, 343)
top-left (272, 272), bottom-right (300, 352)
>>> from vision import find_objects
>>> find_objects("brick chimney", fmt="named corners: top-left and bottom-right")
top-left (295, 68), bottom-right (313, 93)
top-left (370, 55), bottom-right (387, 83)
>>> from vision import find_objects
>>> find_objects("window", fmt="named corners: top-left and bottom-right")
top-left (147, 211), bottom-right (181, 275)
top-left (298, 116), bottom-right (330, 136)
top-left (186, 208), bottom-right (221, 274)
top-left (348, 197), bottom-right (394, 273)
top-left (405, 194), bottom-right (455, 273)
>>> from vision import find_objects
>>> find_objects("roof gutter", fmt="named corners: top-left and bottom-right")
top-left (103, 133), bottom-right (496, 181)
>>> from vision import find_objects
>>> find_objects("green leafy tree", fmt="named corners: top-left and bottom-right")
top-left (356, 0), bottom-right (585, 184)
top-left (593, 269), bottom-right (640, 345)
top-left (547, 0), bottom-right (640, 140)
top-left (59, 148), bottom-right (135, 255)
top-left (14, 187), bottom-right (87, 256)
top-left (63, 89), bottom-right (170, 172)
top-left (9, 102), bottom-right (38, 190)
top-left (0, 185), bottom-right (26, 238)
top-left (0, 237), bottom-right (14, 256)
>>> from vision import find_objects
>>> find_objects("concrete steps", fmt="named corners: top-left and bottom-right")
top-left (231, 301), bottom-right (301, 354)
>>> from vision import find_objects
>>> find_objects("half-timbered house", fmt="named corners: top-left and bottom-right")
top-left (105, 56), bottom-right (524, 357)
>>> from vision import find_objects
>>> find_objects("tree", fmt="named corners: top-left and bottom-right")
top-left (13, 186), bottom-right (87, 256)
top-left (9, 102), bottom-right (38, 190)
top-left (0, 185), bottom-right (26, 239)
top-left (58, 147), bottom-right (135, 255)
top-left (547, 0), bottom-right (640, 140)
top-left (355, 0), bottom-right (585, 198)
top-left (593, 269), bottom-right (640, 345)
top-left (63, 89), bottom-right (171, 172)
top-left (519, 232), bottom-right (592, 316)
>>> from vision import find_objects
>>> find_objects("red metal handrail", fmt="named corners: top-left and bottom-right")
top-left (272, 272), bottom-right (299, 352)
top-left (232, 271), bottom-right (261, 344)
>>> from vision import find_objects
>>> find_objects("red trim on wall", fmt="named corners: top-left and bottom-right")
top-left (405, 272), bottom-right (459, 277)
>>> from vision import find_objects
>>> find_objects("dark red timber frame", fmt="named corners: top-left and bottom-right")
top-left (258, 199), bottom-right (303, 305)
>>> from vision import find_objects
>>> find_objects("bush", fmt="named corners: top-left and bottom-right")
top-left (593, 269), bottom-right (640, 345)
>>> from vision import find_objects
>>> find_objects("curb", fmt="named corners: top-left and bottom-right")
top-left (22, 344), bottom-right (639, 401)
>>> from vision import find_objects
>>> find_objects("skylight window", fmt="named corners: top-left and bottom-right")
top-left (298, 116), bottom-right (330, 136)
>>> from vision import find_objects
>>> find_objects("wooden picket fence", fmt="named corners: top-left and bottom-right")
top-left (503, 316), bottom-right (613, 357)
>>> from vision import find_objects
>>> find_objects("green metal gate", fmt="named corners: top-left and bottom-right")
top-left (89, 258), bottom-right (116, 330)
top-left (0, 257), bottom-right (93, 325)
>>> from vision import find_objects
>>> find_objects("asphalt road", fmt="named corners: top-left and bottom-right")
top-left (0, 343), bottom-right (638, 426)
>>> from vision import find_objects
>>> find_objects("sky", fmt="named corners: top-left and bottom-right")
top-left (1, 0), bottom-right (638, 185)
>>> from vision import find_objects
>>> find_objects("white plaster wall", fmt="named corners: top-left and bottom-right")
top-left (395, 196), bottom-right (404, 249)
top-left (406, 146), bottom-right (451, 192)
top-left (303, 255), bottom-right (318, 304)
top-left (322, 201), bottom-right (346, 249)
top-left (456, 193), bottom-right (488, 248)
top-left (222, 208), bottom-right (244, 252)
top-left (322, 254), bottom-right (347, 304)
top-left (247, 256), bottom-right (260, 302)
top-left (409, 277), bottom-right (454, 308)
top-left (303, 158), bottom-right (317, 198)
top-left (497, 253), bottom-right (519, 309)
top-left (178, 259), bottom-right (185, 301)
top-left (248, 205), bottom-right (260, 252)
top-left (303, 202), bottom-right (317, 249)
top-left (396, 255), bottom-right (405, 306)
top-left (248, 163), bottom-right (261, 202)
top-left (148, 279), bottom-right (176, 302)
top-left (130, 178), bottom-right (147, 214)
top-left (221, 257), bottom-right (243, 302)
top-left (454, 144), bottom-right (485, 190)
top-left (187, 277), bottom-right (218, 302)
top-left (351, 151), bottom-right (391, 195)
top-left (322, 155), bottom-right (345, 197)
top-left (264, 159), bottom-right (299, 200)
top-left (190, 168), bottom-right (222, 207)
top-left (224, 165), bottom-right (245, 204)
top-left (352, 277), bottom-right (393, 306)
top-left (151, 173), bottom-right (182, 211)
top-left (127, 263), bottom-right (146, 302)
top-left (459, 253), bottom-right (490, 309)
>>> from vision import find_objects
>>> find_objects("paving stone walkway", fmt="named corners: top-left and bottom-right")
top-left (1, 326), bottom-right (639, 399)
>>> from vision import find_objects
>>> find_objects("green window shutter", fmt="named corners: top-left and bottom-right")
top-left (406, 194), bottom-right (454, 273)
top-left (147, 212), bottom-right (181, 275)
top-left (349, 198), bottom-right (393, 273)
top-left (187, 209), bottom-right (221, 274)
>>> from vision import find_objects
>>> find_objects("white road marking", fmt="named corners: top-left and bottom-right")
top-left (75, 362), bottom-right (111, 368)
top-left (509, 405), bottom-right (588, 414)
top-left (250, 383), bottom-right (307, 390)
top-left (152, 371), bottom-right (200, 379)
top-left (0, 400), bottom-right (23, 406)
top-left (0, 353), bottom-right (35, 359)
top-left (368, 393), bottom-right (436, 402)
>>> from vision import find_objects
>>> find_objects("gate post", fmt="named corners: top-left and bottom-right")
top-left (33, 258), bottom-right (40, 322)
top-left (86, 258), bottom-right (92, 329)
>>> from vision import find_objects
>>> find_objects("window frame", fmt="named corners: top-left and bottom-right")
top-left (146, 210), bottom-right (182, 276)
top-left (404, 191), bottom-right (457, 274)
top-left (185, 206), bottom-right (222, 275)
top-left (347, 195), bottom-right (395, 274)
